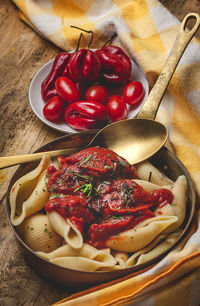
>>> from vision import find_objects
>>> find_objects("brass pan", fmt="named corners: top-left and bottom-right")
top-left (6, 130), bottom-right (196, 288)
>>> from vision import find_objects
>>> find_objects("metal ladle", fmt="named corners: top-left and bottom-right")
top-left (0, 12), bottom-right (199, 169)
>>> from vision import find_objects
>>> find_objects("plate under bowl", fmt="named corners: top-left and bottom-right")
top-left (6, 130), bottom-right (196, 288)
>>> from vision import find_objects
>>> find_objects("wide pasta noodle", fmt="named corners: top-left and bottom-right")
top-left (135, 161), bottom-right (174, 186)
top-left (152, 176), bottom-right (187, 234)
top-left (37, 243), bottom-right (115, 263)
top-left (126, 231), bottom-right (181, 267)
top-left (10, 155), bottom-right (51, 226)
top-left (48, 211), bottom-right (83, 249)
top-left (112, 251), bottom-right (129, 268)
top-left (17, 213), bottom-right (62, 253)
top-left (125, 235), bottom-right (166, 267)
top-left (154, 203), bottom-right (175, 217)
top-left (105, 215), bottom-right (178, 252)
top-left (36, 243), bottom-right (116, 271)
top-left (65, 219), bottom-right (83, 249)
top-left (50, 256), bottom-right (116, 272)
top-left (134, 179), bottom-right (172, 193)
top-left (164, 175), bottom-right (187, 232)
top-left (135, 231), bottom-right (181, 265)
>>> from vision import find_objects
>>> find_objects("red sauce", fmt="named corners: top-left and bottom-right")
top-left (151, 189), bottom-right (173, 208)
top-left (45, 146), bottom-right (173, 247)
top-left (45, 195), bottom-right (95, 224)
top-left (47, 165), bottom-right (57, 175)
top-left (68, 216), bottom-right (85, 234)
top-left (47, 146), bottom-right (137, 195)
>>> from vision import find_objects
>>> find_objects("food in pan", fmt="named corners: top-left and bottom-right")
top-left (9, 147), bottom-right (187, 271)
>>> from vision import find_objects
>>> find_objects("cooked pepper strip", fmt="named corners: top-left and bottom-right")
top-left (89, 215), bottom-right (134, 242)
top-left (89, 210), bottom-right (154, 243)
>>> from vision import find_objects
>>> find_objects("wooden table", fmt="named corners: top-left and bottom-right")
top-left (0, 1), bottom-right (199, 305)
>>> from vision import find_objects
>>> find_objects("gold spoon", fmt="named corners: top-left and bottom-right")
top-left (0, 12), bottom-right (199, 169)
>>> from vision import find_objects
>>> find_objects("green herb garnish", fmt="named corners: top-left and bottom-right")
top-left (78, 154), bottom-right (93, 167)
top-left (74, 175), bottom-right (94, 198)
top-left (49, 186), bottom-right (56, 192)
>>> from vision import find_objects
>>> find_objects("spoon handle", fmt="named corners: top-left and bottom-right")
top-left (137, 12), bottom-right (200, 120)
top-left (0, 147), bottom-right (81, 169)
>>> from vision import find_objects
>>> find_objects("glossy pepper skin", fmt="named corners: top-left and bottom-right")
top-left (41, 52), bottom-right (71, 102)
top-left (68, 49), bottom-right (101, 83)
top-left (55, 76), bottom-right (79, 103)
top-left (64, 101), bottom-right (106, 131)
top-left (43, 87), bottom-right (57, 102)
top-left (96, 46), bottom-right (132, 85)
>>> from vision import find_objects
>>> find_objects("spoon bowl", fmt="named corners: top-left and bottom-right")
top-left (0, 12), bottom-right (199, 169)
top-left (91, 118), bottom-right (168, 164)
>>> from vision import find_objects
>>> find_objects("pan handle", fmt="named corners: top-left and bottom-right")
top-left (137, 12), bottom-right (200, 120)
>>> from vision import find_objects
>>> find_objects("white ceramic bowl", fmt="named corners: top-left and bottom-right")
top-left (29, 54), bottom-right (149, 133)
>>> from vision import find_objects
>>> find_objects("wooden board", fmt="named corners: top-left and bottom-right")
top-left (0, 1), bottom-right (199, 305)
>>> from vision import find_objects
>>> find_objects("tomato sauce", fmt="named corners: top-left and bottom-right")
top-left (45, 146), bottom-right (173, 247)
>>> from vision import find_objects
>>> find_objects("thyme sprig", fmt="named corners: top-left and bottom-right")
top-left (78, 154), bottom-right (93, 167)
top-left (121, 181), bottom-right (135, 207)
top-left (73, 174), bottom-right (94, 198)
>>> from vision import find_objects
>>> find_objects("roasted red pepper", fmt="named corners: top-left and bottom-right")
top-left (89, 210), bottom-right (154, 243)
top-left (64, 101), bottom-right (106, 130)
top-left (68, 49), bottom-right (101, 83)
top-left (96, 46), bottom-right (132, 84)
top-left (89, 215), bottom-right (134, 242)
top-left (45, 195), bottom-right (95, 224)
top-left (41, 52), bottom-right (71, 102)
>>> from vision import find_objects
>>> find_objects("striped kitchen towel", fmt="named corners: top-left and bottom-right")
top-left (12, 0), bottom-right (200, 305)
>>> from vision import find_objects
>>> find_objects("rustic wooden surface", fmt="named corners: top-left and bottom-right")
top-left (0, 1), bottom-right (199, 305)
